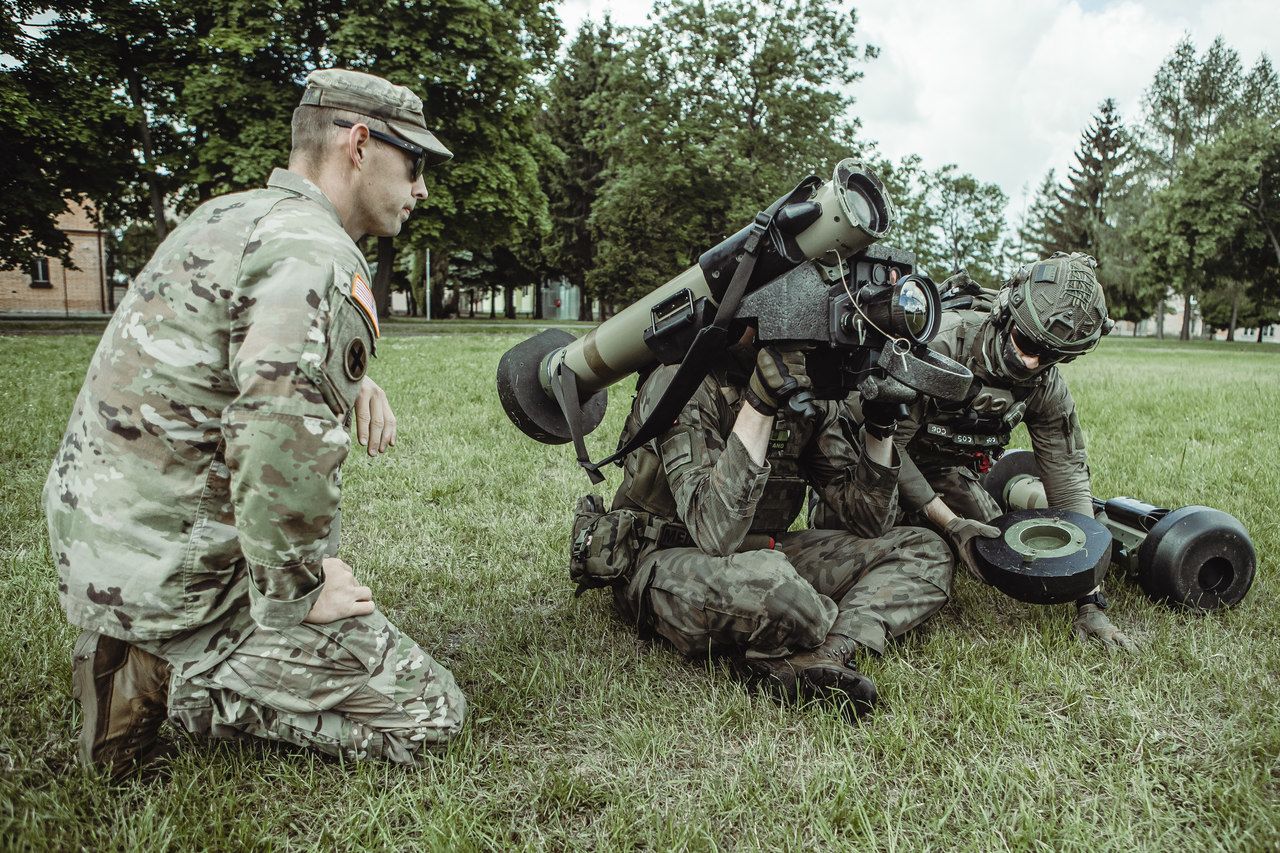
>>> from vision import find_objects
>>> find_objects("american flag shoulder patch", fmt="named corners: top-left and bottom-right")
top-left (350, 272), bottom-right (380, 337)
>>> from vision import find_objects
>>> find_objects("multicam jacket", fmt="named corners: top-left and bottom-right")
top-left (44, 169), bottom-right (378, 676)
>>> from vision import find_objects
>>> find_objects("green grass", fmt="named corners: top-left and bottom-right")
top-left (1, 331), bottom-right (1277, 850)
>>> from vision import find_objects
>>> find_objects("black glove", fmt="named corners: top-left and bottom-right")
top-left (862, 399), bottom-right (905, 439)
top-left (746, 347), bottom-right (813, 416)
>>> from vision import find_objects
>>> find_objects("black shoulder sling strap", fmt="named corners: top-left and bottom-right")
top-left (551, 214), bottom-right (771, 484)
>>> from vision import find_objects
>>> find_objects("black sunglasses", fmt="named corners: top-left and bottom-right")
top-left (1009, 324), bottom-right (1062, 361)
top-left (333, 119), bottom-right (425, 181)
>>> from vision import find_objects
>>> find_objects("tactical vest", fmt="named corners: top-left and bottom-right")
top-left (916, 382), bottom-right (1031, 456)
top-left (613, 378), bottom-right (813, 539)
top-left (912, 307), bottom-right (1040, 461)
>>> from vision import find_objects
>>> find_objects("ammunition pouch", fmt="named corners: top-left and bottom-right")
top-left (569, 496), bottom-right (694, 596)
top-left (918, 421), bottom-right (1010, 455)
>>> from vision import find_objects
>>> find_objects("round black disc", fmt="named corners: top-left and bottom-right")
top-left (974, 508), bottom-right (1113, 604)
top-left (1136, 505), bottom-right (1256, 610)
top-left (496, 328), bottom-right (607, 445)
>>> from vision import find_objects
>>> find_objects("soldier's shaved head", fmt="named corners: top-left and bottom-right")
top-left (288, 105), bottom-right (393, 172)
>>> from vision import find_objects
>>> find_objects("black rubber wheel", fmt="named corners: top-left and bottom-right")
top-left (981, 449), bottom-right (1041, 511)
top-left (1136, 506), bottom-right (1256, 610)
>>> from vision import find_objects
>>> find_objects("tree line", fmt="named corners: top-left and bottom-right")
top-left (5, 2), bottom-right (1278, 337)
top-left (1017, 37), bottom-right (1280, 341)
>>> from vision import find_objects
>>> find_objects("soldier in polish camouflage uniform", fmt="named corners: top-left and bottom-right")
top-left (45, 69), bottom-right (465, 778)
top-left (813, 252), bottom-right (1137, 651)
top-left (607, 339), bottom-right (953, 716)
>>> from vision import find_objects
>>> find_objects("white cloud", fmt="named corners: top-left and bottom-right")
top-left (855, 1), bottom-right (1178, 200)
top-left (557, 0), bottom-right (655, 35)
top-left (852, 0), bottom-right (1279, 208)
top-left (556, 0), bottom-right (1280, 216)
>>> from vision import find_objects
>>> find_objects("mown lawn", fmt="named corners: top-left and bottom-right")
top-left (1, 329), bottom-right (1277, 850)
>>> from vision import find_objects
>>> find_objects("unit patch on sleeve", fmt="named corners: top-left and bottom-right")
top-left (350, 272), bottom-right (380, 338)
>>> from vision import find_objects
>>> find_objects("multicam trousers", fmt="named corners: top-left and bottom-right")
top-left (142, 610), bottom-right (465, 765)
top-left (616, 526), bottom-right (952, 658)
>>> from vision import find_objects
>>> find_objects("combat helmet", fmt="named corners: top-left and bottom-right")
top-left (986, 252), bottom-right (1112, 379)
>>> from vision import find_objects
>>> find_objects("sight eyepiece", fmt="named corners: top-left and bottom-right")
top-left (842, 273), bottom-right (941, 346)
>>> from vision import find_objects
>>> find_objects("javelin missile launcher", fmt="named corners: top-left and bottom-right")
top-left (497, 159), bottom-right (973, 481)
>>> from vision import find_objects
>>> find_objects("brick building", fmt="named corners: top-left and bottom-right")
top-left (0, 200), bottom-right (109, 315)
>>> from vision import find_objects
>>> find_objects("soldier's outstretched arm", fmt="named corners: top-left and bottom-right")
top-left (1025, 375), bottom-right (1093, 516)
top-left (849, 391), bottom-right (938, 514)
top-left (1023, 377), bottom-right (1138, 650)
top-left (803, 402), bottom-right (900, 539)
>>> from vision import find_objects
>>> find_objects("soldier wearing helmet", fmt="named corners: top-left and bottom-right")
top-left (813, 252), bottom-right (1136, 651)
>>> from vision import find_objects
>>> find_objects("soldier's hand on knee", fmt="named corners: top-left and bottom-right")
top-left (943, 516), bottom-right (1000, 580)
top-left (355, 377), bottom-right (397, 457)
top-left (305, 557), bottom-right (376, 624)
top-left (1073, 604), bottom-right (1140, 653)
top-left (747, 346), bottom-right (815, 417)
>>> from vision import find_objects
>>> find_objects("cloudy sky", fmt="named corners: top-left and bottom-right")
top-left (557, 0), bottom-right (1279, 212)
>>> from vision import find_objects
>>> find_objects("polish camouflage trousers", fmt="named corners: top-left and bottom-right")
top-left (616, 527), bottom-right (952, 658)
top-left (141, 610), bottom-right (465, 766)
top-left (905, 464), bottom-right (1003, 527)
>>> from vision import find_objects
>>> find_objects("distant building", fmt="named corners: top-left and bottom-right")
top-left (1112, 293), bottom-right (1277, 343)
top-left (0, 200), bottom-right (109, 315)
top-left (453, 277), bottom-right (585, 319)
top-left (1214, 323), bottom-right (1277, 343)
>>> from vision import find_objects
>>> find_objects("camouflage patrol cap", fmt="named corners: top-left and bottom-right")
top-left (301, 68), bottom-right (452, 166)
top-left (1003, 252), bottom-right (1111, 355)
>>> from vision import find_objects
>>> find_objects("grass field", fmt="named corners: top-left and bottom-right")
top-left (1, 329), bottom-right (1277, 850)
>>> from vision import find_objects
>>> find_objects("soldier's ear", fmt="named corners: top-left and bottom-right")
top-left (341, 123), bottom-right (371, 171)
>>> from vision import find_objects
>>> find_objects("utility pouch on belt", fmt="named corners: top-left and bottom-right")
top-left (569, 495), bottom-right (641, 597)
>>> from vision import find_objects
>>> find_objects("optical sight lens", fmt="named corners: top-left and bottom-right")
top-left (899, 280), bottom-right (929, 338)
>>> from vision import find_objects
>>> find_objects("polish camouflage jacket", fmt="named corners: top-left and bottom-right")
top-left (43, 169), bottom-right (378, 675)
top-left (891, 310), bottom-right (1091, 516)
top-left (611, 360), bottom-right (902, 558)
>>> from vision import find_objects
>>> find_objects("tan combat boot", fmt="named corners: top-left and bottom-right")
top-left (744, 633), bottom-right (878, 719)
top-left (71, 630), bottom-right (171, 780)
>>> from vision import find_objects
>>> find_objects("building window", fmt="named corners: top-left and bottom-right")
top-left (30, 257), bottom-right (52, 289)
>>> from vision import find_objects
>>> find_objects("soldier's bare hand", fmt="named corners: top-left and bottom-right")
top-left (355, 377), bottom-right (397, 456)
top-left (1073, 604), bottom-right (1140, 653)
top-left (304, 557), bottom-right (375, 624)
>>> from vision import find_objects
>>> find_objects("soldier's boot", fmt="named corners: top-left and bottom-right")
top-left (744, 634), bottom-right (877, 719)
top-left (71, 630), bottom-right (171, 780)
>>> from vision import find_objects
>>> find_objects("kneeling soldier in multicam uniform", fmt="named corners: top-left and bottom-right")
top-left (578, 333), bottom-right (954, 716)
top-left (44, 69), bottom-right (466, 779)
top-left (813, 252), bottom-right (1137, 651)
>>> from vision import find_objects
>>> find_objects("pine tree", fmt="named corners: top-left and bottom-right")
top-left (1054, 100), bottom-right (1136, 259)
top-left (1139, 36), bottom-right (1249, 338)
top-left (1017, 170), bottom-right (1059, 262)
top-left (1241, 54), bottom-right (1280, 117)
